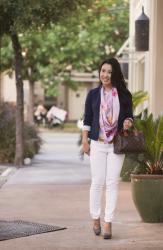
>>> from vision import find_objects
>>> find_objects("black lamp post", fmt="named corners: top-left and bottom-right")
top-left (135, 6), bottom-right (149, 51)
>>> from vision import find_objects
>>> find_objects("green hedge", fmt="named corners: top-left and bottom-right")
top-left (120, 155), bottom-right (139, 182)
top-left (0, 103), bottom-right (42, 163)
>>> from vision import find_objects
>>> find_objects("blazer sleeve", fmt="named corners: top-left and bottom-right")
top-left (83, 90), bottom-right (93, 129)
top-left (125, 91), bottom-right (134, 120)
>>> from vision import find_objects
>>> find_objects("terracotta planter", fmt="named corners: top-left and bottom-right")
top-left (131, 174), bottom-right (163, 223)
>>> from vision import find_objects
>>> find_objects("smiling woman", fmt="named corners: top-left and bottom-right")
top-left (100, 63), bottom-right (112, 89)
top-left (82, 57), bottom-right (133, 239)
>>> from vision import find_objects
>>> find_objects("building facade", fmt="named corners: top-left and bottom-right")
top-left (129, 0), bottom-right (163, 117)
top-left (0, 71), bottom-right (99, 121)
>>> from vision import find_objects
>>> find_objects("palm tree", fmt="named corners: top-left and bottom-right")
top-left (132, 90), bottom-right (148, 111)
top-left (134, 114), bottom-right (163, 174)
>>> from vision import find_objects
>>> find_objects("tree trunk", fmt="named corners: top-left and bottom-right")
top-left (11, 32), bottom-right (24, 167)
top-left (28, 79), bottom-right (35, 124)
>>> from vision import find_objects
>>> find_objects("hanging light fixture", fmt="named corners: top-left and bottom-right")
top-left (135, 6), bottom-right (149, 51)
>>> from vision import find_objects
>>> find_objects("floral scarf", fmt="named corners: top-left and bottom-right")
top-left (100, 87), bottom-right (120, 143)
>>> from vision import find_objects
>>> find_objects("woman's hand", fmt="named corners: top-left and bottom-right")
top-left (82, 130), bottom-right (90, 155)
top-left (123, 118), bottom-right (133, 130)
top-left (82, 141), bottom-right (90, 155)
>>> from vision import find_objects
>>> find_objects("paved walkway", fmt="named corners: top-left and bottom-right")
top-left (0, 132), bottom-right (163, 250)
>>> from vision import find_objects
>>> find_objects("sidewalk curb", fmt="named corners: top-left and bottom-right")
top-left (0, 166), bottom-right (17, 188)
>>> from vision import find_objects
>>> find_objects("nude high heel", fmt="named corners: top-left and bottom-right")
top-left (93, 218), bottom-right (101, 236)
top-left (103, 222), bottom-right (112, 239)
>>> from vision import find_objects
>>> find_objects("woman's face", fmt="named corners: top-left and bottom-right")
top-left (100, 63), bottom-right (112, 88)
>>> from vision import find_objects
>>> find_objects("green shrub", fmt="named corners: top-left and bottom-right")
top-left (0, 103), bottom-right (42, 163)
top-left (120, 154), bottom-right (140, 182)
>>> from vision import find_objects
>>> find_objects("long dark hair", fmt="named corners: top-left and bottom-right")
top-left (99, 58), bottom-right (131, 104)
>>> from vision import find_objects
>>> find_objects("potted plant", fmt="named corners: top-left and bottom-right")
top-left (130, 114), bottom-right (163, 223)
top-left (121, 90), bottom-right (149, 181)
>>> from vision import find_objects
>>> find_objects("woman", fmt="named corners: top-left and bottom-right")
top-left (82, 58), bottom-right (133, 239)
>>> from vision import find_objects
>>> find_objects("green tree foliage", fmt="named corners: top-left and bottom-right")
top-left (0, 0), bottom-right (92, 36)
top-left (67, 0), bottom-right (129, 71)
top-left (1, 0), bottom-right (129, 95)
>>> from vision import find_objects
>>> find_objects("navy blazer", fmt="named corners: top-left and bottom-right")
top-left (83, 86), bottom-right (133, 140)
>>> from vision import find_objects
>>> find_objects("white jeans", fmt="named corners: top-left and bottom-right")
top-left (90, 140), bottom-right (125, 222)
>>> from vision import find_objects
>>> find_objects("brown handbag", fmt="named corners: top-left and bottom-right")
top-left (114, 130), bottom-right (146, 154)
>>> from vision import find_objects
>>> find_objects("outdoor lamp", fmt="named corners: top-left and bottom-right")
top-left (135, 6), bottom-right (149, 51)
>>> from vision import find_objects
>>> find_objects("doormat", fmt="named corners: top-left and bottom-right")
top-left (0, 220), bottom-right (67, 241)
